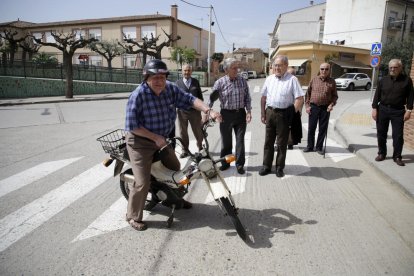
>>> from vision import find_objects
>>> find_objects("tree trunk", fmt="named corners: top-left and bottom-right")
top-left (63, 52), bottom-right (74, 98)
top-left (108, 59), bottom-right (113, 82)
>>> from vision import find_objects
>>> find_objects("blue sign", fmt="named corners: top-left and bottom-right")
top-left (371, 43), bottom-right (382, 56)
top-left (370, 55), bottom-right (381, 68)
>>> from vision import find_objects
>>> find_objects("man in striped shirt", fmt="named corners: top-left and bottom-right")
top-left (208, 58), bottom-right (252, 175)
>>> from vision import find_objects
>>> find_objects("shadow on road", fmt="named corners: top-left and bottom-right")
top-left (144, 204), bottom-right (317, 249)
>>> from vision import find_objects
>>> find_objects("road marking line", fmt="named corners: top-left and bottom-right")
top-left (72, 197), bottom-right (150, 242)
top-left (0, 157), bottom-right (83, 198)
top-left (253, 85), bottom-right (260, 93)
top-left (284, 148), bottom-right (311, 178)
top-left (0, 162), bottom-right (113, 252)
top-left (204, 131), bottom-right (251, 203)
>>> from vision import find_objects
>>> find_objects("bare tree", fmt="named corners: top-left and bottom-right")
top-left (119, 29), bottom-right (180, 66)
top-left (32, 31), bottom-right (97, 98)
top-left (0, 29), bottom-right (25, 66)
top-left (19, 36), bottom-right (40, 65)
top-left (89, 39), bottom-right (125, 81)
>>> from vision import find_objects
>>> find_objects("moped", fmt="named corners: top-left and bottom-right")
top-left (97, 116), bottom-right (247, 240)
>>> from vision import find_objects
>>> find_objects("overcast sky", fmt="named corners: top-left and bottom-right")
top-left (0, 0), bottom-right (325, 53)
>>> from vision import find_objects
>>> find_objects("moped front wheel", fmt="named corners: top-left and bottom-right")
top-left (219, 197), bottom-right (247, 241)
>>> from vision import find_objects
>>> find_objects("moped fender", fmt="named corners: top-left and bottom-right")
top-left (204, 174), bottom-right (230, 200)
top-left (113, 159), bottom-right (124, 177)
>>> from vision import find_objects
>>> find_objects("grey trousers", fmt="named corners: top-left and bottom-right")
top-left (125, 132), bottom-right (180, 222)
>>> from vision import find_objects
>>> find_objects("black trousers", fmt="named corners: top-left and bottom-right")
top-left (219, 109), bottom-right (247, 167)
top-left (263, 107), bottom-right (290, 170)
top-left (306, 103), bottom-right (329, 151)
top-left (376, 105), bottom-right (405, 159)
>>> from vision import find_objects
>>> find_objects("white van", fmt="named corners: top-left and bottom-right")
top-left (247, 71), bottom-right (257, 79)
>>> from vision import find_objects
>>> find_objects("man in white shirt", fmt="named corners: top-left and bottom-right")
top-left (259, 55), bottom-right (304, 177)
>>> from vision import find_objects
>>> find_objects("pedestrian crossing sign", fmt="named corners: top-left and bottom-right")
top-left (371, 43), bottom-right (382, 56)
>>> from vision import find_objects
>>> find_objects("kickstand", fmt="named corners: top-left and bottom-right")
top-left (166, 204), bottom-right (176, 228)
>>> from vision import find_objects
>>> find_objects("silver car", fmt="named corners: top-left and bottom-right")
top-left (335, 73), bottom-right (372, 91)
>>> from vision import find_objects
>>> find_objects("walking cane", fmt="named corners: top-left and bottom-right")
top-left (323, 111), bottom-right (331, 159)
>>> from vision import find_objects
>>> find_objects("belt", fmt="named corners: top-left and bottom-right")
top-left (267, 106), bottom-right (287, 112)
top-left (382, 104), bottom-right (404, 110)
top-left (310, 103), bottom-right (328, 108)
top-left (222, 108), bottom-right (245, 112)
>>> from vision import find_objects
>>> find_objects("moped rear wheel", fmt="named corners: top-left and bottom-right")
top-left (219, 197), bottom-right (247, 241)
top-left (120, 168), bottom-right (132, 200)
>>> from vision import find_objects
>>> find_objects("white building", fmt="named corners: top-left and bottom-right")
top-left (323, 0), bottom-right (414, 49)
top-left (268, 2), bottom-right (326, 60)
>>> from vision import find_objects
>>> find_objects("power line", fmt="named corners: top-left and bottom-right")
top-left (212, 7), bottom-right (231, 48)
top-left (178, 0), bottom-right (210, 9)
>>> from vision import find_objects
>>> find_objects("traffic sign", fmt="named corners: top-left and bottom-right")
top-left (371, 43), bottom-right (382, 56)
top-left (370, 55), bottom-right (381, 68)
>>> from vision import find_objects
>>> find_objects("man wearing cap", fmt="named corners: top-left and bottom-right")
top-left (124, 59), bottom-right (221, 231)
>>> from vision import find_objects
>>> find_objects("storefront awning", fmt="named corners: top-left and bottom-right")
top-left (331, 60), bottom-right (371, 70)
top-left (289, 59), bottom-right (309, 67)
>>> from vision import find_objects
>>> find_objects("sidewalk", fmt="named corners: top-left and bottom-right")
top-left (1, 93), bottom-right (413, 199)
top-left (335, 98), bottom-right (414, 198)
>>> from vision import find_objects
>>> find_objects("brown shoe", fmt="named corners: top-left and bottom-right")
top-left (393, 158), bottom-right (405, 166)
top-left (128, 219), bottom-right (147, 231)
top-left (375, 154), bottom-right (385, 162)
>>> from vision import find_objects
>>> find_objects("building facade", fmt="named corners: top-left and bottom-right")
top-left (268, 2), bottom-right (326, 60)
top-left (0, 5), bottom-right (215, 71)
top-left (323, 0), bottom-right (414, 49)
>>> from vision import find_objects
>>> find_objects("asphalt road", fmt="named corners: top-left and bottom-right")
top-left (0, 78), bottom-right (413, 275)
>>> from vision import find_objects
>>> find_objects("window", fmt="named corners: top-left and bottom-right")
top-left (123, 54), bottom-right (136, 68)
top-left (193, 34), bottom-right (200, 52)
top-left (89, 28), bottom-right (102, 41)
top-left (45, 31), bottom-right (56, 43)
top-left (74, 29), bottom-right (86, 40)
top-left (90, 55), bottom-right (102, 66)
top-left (122, 26), bottom-right (136, 40)
top-left (141, 25), bottom-right (155, 40)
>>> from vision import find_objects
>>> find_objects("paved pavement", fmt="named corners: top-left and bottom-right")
top-left (1, 91), bottom-right (413, 199)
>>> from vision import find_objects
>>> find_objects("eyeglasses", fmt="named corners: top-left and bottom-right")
top-left (320, 68), bottom-right (329, 71)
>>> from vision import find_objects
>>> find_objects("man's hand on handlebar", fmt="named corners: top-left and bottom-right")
top-left (203, 109), bottom-right (222, 123)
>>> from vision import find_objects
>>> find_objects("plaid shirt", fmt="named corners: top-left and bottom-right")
top-left (209, 75), bottom-right (251, 111)
top-left (305, 76), bottom-right (338, 106)
top-left (125, 81), bottom-right (195, 137)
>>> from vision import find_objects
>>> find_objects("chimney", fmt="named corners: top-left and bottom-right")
top-left (171, 4), bottom-right (178, 20)
top-left (171, 5), bottom-right (178, 46)
top-left (310, 1), bottom-right (314, 5)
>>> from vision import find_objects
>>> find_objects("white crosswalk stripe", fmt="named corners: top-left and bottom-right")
top-left (0, 162), bottom-right (113, 252)
top-left (0, 157), bottom-right (83, 198)
top-left (0, 124), bottom-right (356, 246)
top-left (204, 131), bottom-right (251, 203)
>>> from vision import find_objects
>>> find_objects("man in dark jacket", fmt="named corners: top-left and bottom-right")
top-left (372, 58), bottom-right (413, 166)
top-left (176, 64), bottom-right (204, 157)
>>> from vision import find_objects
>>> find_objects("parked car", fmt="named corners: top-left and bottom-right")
top-left (335, 73), bottom-right (372, 91)
top-left (247, 71), bottom-right (257, 79)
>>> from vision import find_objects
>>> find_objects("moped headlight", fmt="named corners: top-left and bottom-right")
top-left (198, 159), bottom-right (214, 172)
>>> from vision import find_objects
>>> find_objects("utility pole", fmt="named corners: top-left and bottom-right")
top-left (400, 1), bottom-right (408, 42)
top-left (207, 5), bottom-right (212, 86)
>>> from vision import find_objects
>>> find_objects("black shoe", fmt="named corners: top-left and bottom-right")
top-left (317, 150), bottom-right (324, 155)
top-left (375, 154), bottom-right (385, 162)
top-left (303, 148), bottom-right (313, 153)
top-left (288, 145), bottom-right (294, 150)
top-left (393, 158), bottom-right (405, 166)
top-left (259, 167), bottom-right (271, 176)
top-left (180, 152), bottom-right (189, 158)
top-left (237, 166), bottom-right (245, 174)
top-left (219, 163), bottom-right (230, 171)
top-left (182, 199), bottom-right (193, 209)
top-left (275, 168), bottom-right (285, 178)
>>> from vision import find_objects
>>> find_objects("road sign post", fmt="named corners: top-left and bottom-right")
top-left (370, 55), bottom-right (381, 101)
